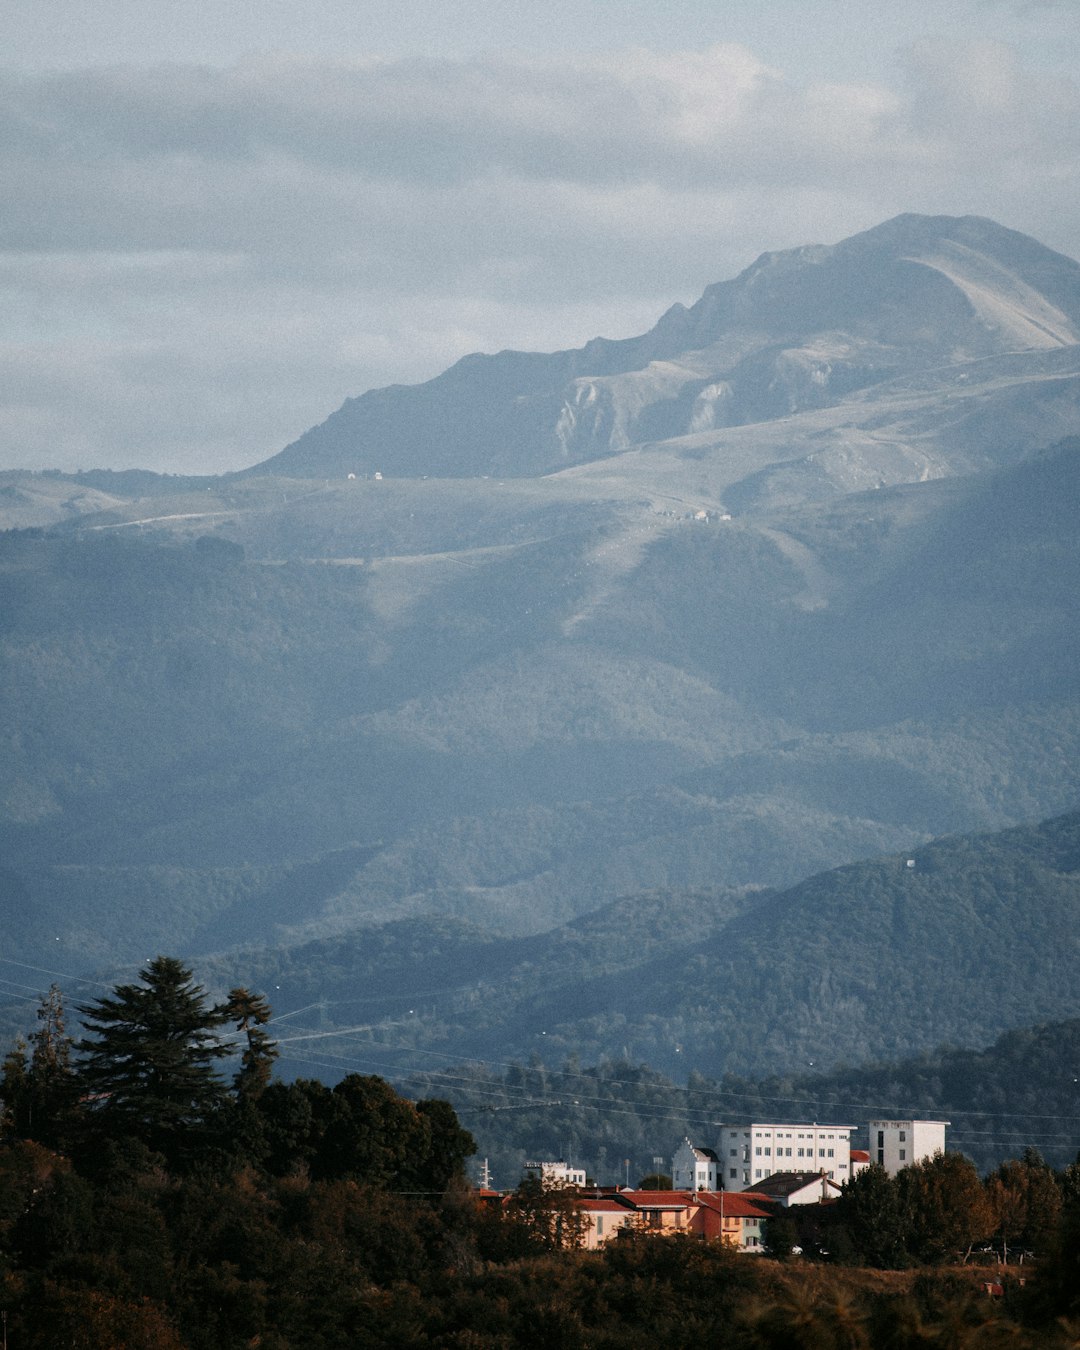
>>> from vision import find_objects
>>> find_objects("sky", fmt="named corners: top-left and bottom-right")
top-left (3, 0), bottom-right (1079, 474)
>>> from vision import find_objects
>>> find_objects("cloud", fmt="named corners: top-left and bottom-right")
top-left (1, 42), bottom-right (1078, 471)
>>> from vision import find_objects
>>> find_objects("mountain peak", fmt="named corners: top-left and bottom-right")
top-left (253, 213), bottom-right (1080, 481)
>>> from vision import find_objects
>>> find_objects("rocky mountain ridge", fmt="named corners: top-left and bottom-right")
top-left (255, 213), bottom-right (1080, 485)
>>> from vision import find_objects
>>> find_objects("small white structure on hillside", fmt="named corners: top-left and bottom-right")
top-left (868, 1120), bottom-right (949, 1177)
top-left (671, 1139), bottom-right (720, 1191)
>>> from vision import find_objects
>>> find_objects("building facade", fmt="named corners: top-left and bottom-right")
top-left (523, 1160), bottom-right (587, 1187)
top-left (671, 1139), bottom-right (721, 1191)
top-left (715, 1123), bottom-right (856, 1188)
top-left (867, 1119), bottom-right (949, 1177)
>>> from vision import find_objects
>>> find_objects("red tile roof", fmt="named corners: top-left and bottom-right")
top-left (695, 1192), bottom-right (774, 1220)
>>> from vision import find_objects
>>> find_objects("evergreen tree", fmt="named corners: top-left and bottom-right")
top-left (223, 987), bottom-right (277, 1100)
top-left (75, 956), bottom-right (230, 1164)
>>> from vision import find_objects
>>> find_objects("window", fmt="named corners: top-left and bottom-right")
top-left (827, 1149), bottom-right (834, 1158)
top-left (819, 1149), bottom-right (825, 1157)
top-left (899, 1150), bottom-right (906, 1161)
top-left (797, 1148), bottom-right (805, 1157)
top-left (755, 1169), bottom-right (762, 1179)
top-left (730, 1149), bottom-right (736, 1157)
top-left (764, 1147), bottom-right (771, 1156)
top-left (755, 1147), bottom-right (762, 1156)
top-left (785, 1148), bottom-right (792, 1157)
top-left (729, 1168), bottom-right (737, 1179)
top-left (597, 1217), bottom-right (604, 1237)
top-left (899, 1131), bottom-right (907, 1142)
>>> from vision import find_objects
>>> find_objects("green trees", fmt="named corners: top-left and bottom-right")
top-left (833, 1163), bottom-right (911, 1268)
top-left (75, 956), bottom-right (232, 1163)
top-left (898, 1152), bottom-right (994, 1265)
top-left (223, 986), bottom-right (277, 1100)
top-left (0, 985), bottom-right (77, 1148)
top-left (831, 1155), bottom-right (994, 1268)
top-left (503, 1174), bottom-right (587, 1253)
top-left (986, 1148), bottom-right (1062, 1262)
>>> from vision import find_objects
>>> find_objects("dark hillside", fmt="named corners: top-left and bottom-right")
top-left (188, 811), bottom-right (1080, 1097)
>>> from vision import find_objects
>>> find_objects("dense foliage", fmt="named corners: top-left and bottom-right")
top-left (2, 962), bottom-right (1080, 1346)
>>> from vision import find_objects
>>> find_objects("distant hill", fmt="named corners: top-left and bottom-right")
top-left (2, 440), bottom-right (1079, 974)
top-left (194, 809), bottom-right (1080, 1092)
top-left (394, 1012), bottom-right (1080, 1187)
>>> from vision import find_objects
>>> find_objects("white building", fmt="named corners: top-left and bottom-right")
top-left (523, 1160), bottom-right (586, 1187)
top-left (867, 1120), bottom-right (949, 1177)
top-left (744, 1171), bottom-right (844, 1207)
top-left (716, 1123), bottom-right (856, 1188)
top-left (671, 1139), bottom-right (721, 1191)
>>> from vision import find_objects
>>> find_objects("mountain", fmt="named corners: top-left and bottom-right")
top-left (1, 214), bottom-right (1078, 1079)
top-left (196, 808), bottom-right (1080, 1089)
top-left (255, 213), bottom-right (1080, 485)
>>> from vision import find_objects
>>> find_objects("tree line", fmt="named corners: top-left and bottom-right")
top-left (2, 957), bottom-right (1080, 1347)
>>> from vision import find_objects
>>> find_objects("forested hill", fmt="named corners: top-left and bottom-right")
top-left (200, 809), bottom-right (1080, 1087)
top-left (398, 1013), bottom-right (1080, 1187)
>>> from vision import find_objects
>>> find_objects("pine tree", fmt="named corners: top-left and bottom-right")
top-left (223, 987), bottom-right (277, 1100)
top-left (75, 956), bottom-right (230, 1163)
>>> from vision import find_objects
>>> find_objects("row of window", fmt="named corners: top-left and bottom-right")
top-left (750, 1168), bottom-right (838, 1181)
top-left (753, 1146), bottom-right (835, 1157)
top-left (723, 1131), bottom-right (847, 1141)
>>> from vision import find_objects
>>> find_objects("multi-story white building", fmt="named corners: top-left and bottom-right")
top-left (867, 1120), bottom-right (949, 1176)
top-left (716, 1123), bottom-right (856, 1188)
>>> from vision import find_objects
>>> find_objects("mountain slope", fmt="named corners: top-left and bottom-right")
top-left (202, 809), bottom-right (1080, 1094)
top-left (2, 214), bottom-right (1079, 1026)
top-left (3, 439), bottom-right (1080, 973)
top-left (255, 214), bottom-right (1080, 482)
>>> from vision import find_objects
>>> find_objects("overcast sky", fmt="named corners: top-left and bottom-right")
top-left (3, 0), bottom-right (1079, 473)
